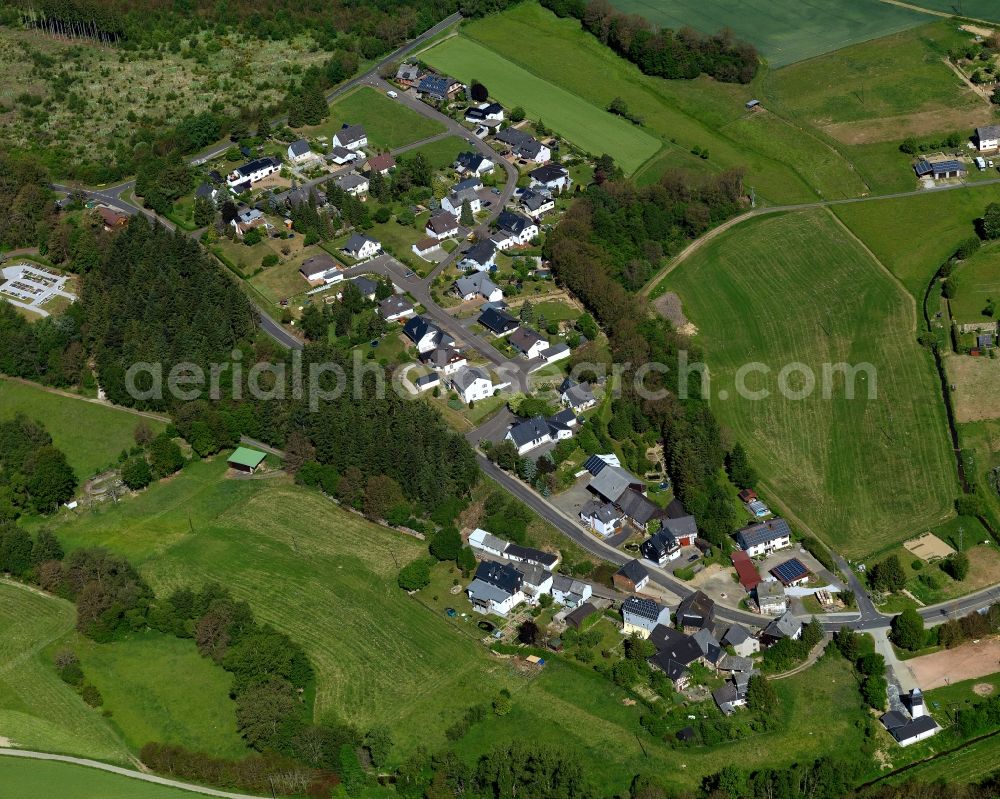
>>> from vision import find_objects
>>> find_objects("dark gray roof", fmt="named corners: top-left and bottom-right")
top-left (882, 714), bottom-right (938, 742)
top-left (978, 124), bottom-right (1000, 140)
top-left (529, 163), bottom-right (568, 183)
top-left (622, 596), bottom-right (663, 622)
top-left (505, 544), bottom-right (558, 568)
top-left (649, 626), bottom-right (702, 679)
top-left (457, 151), bottom-right (490, 171)
top-left (475, 560), bottom-right (523, 594)
top-left (508, 415), bottom-right (550, 448)
top-left (581, 499), bottom-right (622, 524)
top-left (509, 326), bottom-right (544, 353)
top-left (618, 489), bottom-right (662, 526)
top-left (462, 239), bottom-right (497, 266)
top-left (403, 315), bottom-right (442, 344)
top-left (496, 209), bottom-right (534, 236)
top-left (344, 234), bottom-right (378, 254)
top-left (195, 182), bottom-right (215, 199)
top-left (763, 610), bottom-right (801, 641)
top-left (418, 74), bottom-right (454, 98)
top-left (663, 515), bottom-right (697, 539)
top-left (641, 530), bottom-right (678, 560)
top-left (288, 138), bottom-right (311, 156)
top-left (233, 156), bottom-right (279, 177)
top-left (691, 628), bottom-right (722, 664)
top-left (615, 559), bottom-right (648, 583)
top-left (378, 295), bottom-right (413, 317)
top-left (676, 590), bottom-right (715, 629)
top-left (478, 306), bottom-right (518, 334)
top-left (335, 124), bottom-right (366, 146)
top-left (736, 518), bottom-right (792, 550)
top-left (721, 624), bottom-right (751, 647)
top-left (452, 366), bottom-right (491, 393)
top-left (588, 465), bottom-right (642, 503)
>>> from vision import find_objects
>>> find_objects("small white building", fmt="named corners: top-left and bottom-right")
top-left (508, 326), bottom-right (547, 360)
top-left (426, 212), bottom-right (460, 241)
top-left (551, 574), bottom-right (592, 608)
top-left (492, 210), bottom-right (538, 250)
top-left (226, 157), bottom-right (280, 188)
top-left (300, 253), bottom-right (342, 283)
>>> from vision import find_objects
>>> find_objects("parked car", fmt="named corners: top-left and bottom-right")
top-left (387, 90), bottom-right (398, 98)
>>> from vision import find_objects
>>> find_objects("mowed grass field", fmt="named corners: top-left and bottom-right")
top-left (607, 0), bottom-right (928, 67)
top-left (451, 3), bottom-right (868, 202)
top-left (451, 653), bottom-right (871, 794)
top-left (0, 582), bottom-right (130, 763)
top-left (0, 380), bottom-right (164, 480)
top-left (0, 758), bottom-right (207, 799)
top-left (767, 22), bottom-right (985, 146)
top-left (834, 184), bottom-right (1000, 300)
top-left (662, 209), bottom-right (956, 556)
top-left (421, 36), bottom-right (661, 174)
top-left (304, 86), bottom-right (445, 150)
top-left (74, 632), bottom-right (246, 758)
top-left (39, 459), bottom-right (521, 763)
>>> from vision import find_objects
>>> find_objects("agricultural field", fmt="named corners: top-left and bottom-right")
top-left (450, 652), bottom-right (872, 794)
top-left (38, 458), bottom-right (523, 764)
top-left (767, 22), bottom-right (986, 146)
top-left (0, 582), bottom-right (129, 763)
top-left (0, 758), bottom-right (210, 799)
top-left (606, 0), bottom-right (929, 67)
top-left (833, 183), bottom-right (1000, 299)
top-left (662, 209), bottom-right (956, 557)
top-left (451, 3), bottom-right (868, 202)
top-left (0, 379), bottom-right (164, 480)
top-left (959, 419), bottom-right (1000, 531)
top-left (0, 25), bottom-right (328, 176)
top-left (419, 34), bottom-right (662, 175)
top-left (304, 87), bottom-right (445, 150)
top-left (74, 631), bottom-right (246, 758)
top-left (905, 0), bottom-right (1000, 23)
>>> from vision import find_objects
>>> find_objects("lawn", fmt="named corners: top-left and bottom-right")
top-left (420, 34), bottom-right (662, 175)
top-left (39, 459), bottom-right (521, 764)
top-left (307, 87), bottom-right (446, 150)
top-left (767, 22), bottom-right (984, 146)
top-left (663, 209), bottom-right (956, 557)
top-left (607, 0), bottom-right (929, 68)
top-left (455, 3), bottom-right (867, 203)
top-left (531, 299), bottom-right (581, 323)
top-left (405, 135), bottom-right (468, 170)
top-left (450, 652), bottom-right (872, 794)
top-left (0, 581), bottom-right (130, 764)
top-left (958, 419), bottom-right (1000, 532)
top-left (0, 379), bottom-right (164, 480)
top-left (949, 241), bottom-right (1000, 323)
top-left (833, 183), bottom-right (1000, 300)
top-left (0, 758), bottom-right (208, 799)
top-left (74, 631), bottom-right (246, 758)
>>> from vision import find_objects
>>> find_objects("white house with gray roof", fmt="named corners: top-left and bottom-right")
top-left (342, 233), bottom-right (380, 260)
top-left (287, 139), bottom-right (313, 163)
top-left (736, 518), bottom-right (792, 557)
top-left (452, 272), bottom-right (503, 303)
top-left (468, 527), bottom-right (509, 557)
top-left (333, 123), bottom-right (368, 151)
top-left (559, 378), bottom-right (596, 411)
top-left (450, 366), bottom-right (498, 403)
top-left (551, 574), bottom-right (592, 608)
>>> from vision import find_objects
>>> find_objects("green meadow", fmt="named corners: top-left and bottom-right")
top-left (0, 758), bottom-right (206, 799)
top-left (420, 35), bottom-right (662, 174)
top-left (662, 209), bottom-right (956, 556)
top-left (0, 582), bottom-right (129, 763)
top-left (0, 380), bottom-right (164, 480)
top-left (307, 86), bottom-right (445, 150)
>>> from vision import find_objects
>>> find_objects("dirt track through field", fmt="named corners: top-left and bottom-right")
top-left (909, 637), bottom-right (1000, 688)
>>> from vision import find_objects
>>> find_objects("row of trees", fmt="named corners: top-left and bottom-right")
top-left (542, 0), bottom-right (758, 83)
top-left (544, 170), bottom-right (749, 547)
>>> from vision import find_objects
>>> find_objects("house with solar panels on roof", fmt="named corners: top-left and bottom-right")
top-left (621, 596), bottom-right (671, 638)
top-left (770, 557), bottom-right (811, 587)
top-left (914, 158), bottom-right (966, 180)
top-left (736, 518), bottom-right (792, 557)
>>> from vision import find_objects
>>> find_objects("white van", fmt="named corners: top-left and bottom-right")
top-left (386, 90), bottom-right (398, 99)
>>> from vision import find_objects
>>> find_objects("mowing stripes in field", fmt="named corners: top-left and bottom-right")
top-left (664, 209), bottom-right (955, 556)
top-left (420, 36), bottom-right (661, 174)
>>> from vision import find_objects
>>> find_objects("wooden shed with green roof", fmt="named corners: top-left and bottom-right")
top-left (227, 447), bottom-right (267, 474)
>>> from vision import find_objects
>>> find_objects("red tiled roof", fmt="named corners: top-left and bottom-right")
top-left (731, 550), bottom-right (761, 590)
